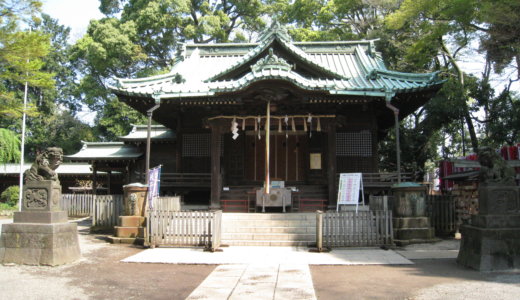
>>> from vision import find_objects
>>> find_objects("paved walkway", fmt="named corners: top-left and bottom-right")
top-left (122, 246), bottom-right (412, 265)
top-left (186, 263), bottom-right (316, 300)
top-left (123, 246), bottom-right (412, 299)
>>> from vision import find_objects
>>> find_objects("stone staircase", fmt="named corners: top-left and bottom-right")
top-left (221, 213), bottom-right (316, 246)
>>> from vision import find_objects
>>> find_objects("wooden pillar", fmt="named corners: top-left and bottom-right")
top-left (92, 161), bottom-right (97, 195)
top-left (327, 119), bottom-right (337, 210)
top-left (210, 121), bottom-right (222, 209)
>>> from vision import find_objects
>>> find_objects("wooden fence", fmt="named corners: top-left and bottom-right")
top-left (92, 195), bottom-right (124, 228)
top-left (426, 194), bottom-right (457, 236)
top-left (147, 210), bottom-right (222, 251)
top-left (61, 194), bottom-right (94, 217)
top-left (316, 210), bottom-right (393, 249)
top-left (152, 196), bottom-right (181, 211)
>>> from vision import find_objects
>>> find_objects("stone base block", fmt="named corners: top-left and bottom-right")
top-left (14, 211), bottom-right (68, 224)
top-left (457, 224), bottom-right (520, 271)
top-left (107, 236), bottom-right (145, 245)
top-left (393, 217), bottom-right (430, 229)
top-left (471, 214), bottom-right (520, 228)
top-left (394, 227), bottom-right (435, 240)
top-left (119, 216), bottom-right (145, 227)
top-left (115, 226), bottom-right (145, 238)
top-left (394, 237), bottom-right (441, 247)
top-left (0, 222), bottom-right (80, 266)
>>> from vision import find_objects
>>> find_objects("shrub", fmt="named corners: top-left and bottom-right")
top-left (0, 185), bottom-right (19, 207)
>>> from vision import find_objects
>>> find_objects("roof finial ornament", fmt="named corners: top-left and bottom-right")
top-left (258, 19), bottom-right (291, 43)
top-left (251, 47), bottom-right (293, 72)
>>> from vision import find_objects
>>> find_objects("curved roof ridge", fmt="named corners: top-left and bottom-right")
top-left (206, 34), bottom-right (350, 82)
top-left (208, 68), bottom-right (344, 93)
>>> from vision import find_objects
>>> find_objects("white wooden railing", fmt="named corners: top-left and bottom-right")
top-left (92, 195), bottom-right (124, 228)
top-left (60, 194), bottom-right (94, 217)
top-left (316, 210), bottom-right (393, 249)
top-left (147, 210), bottom-right (222, 251)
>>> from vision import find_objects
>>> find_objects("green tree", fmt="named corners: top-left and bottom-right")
top-left (0, 185), bottom-right (19, 207)
top-left (19, 14), bottom-right (96, 158)
top-left (480, 0), bottom-right (520, 83)
top-left (0, 128), bottom-right (20, 163)
top-left (71, 0), bottom-right (268, 140)
top-left (95, 98), bottom-right (145, 141)
top-left (0, 0), bottom-right (54, 119)
top-left (386, 0), bottom-right (482, 152)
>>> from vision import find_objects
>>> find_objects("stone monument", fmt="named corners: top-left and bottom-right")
top-left (457, 147), bottom-right (520, 271)
top-left (0, 147), bottom-right (81, 266)
top-left (107, 183), bottom-right (148, 245)
top-left (391, 182), bottom-right (436, 246)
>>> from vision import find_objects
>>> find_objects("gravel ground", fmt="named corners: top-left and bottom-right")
top-left (412, 274), bottom-right (520, 300)
top-left (404, 240), bottom-right (520, 300)
top-left (0, 218), bottom-right (214, 300)
top-left (1, 218), bottom-right (520, 300)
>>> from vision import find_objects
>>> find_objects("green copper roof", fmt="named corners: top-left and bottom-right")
top-left (109, 26), bottom-right (443, 101)
top-left (66, 142), bottom-right (143, 161)
top-left (119, 124), bottom-right (175, 142)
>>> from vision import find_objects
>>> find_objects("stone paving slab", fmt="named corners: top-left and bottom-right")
top-left (186, 264), bottom-right (317, 300)
top-left (121, 246), bottom-right (413, 265)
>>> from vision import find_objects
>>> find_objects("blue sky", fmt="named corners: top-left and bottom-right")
top-left (40, 0), bottom-right (518, 104)
top-left (42, 0), bottom-right (103, 42)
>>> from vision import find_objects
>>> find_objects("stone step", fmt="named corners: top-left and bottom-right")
top-left (224, 226), bottom-right (316, 234)
top-left (115, 226), bottom-right (145, 238)
top-left (221, 213), bottom-right (316, 246)
top-left (222, 233), bottom-right (315, 241)
top-left (223, 220), bottom-right (315, 228)
top-left (221, 240), bottom-right (314, 247)
top-left (222, 213), bottom-right (315, 220)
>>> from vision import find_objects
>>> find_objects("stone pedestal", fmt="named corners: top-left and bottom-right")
top-left (108, 183), bottom-right (148, 245)
top-left (0, 181), bottom-right (80, 266)
top-left (392, 183), bottom-right (436, 246)
top-left (457, 185), bottom-right (520, 271)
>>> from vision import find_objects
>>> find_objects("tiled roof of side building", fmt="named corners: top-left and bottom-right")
top-left (66, 142), bottom-right (143, 161)
top-left (118, 124), bottom-right (175, 141)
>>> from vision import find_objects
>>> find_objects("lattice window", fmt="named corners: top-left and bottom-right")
top-left (336, 130), bottom-right (372, 157)
top-left (182, 133), bottom-right (224, 157)
top-left (182, 133), bottom-right (210, 157)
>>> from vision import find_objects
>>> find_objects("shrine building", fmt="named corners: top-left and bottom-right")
top-left (70, 24), bottom-right (443, 212)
